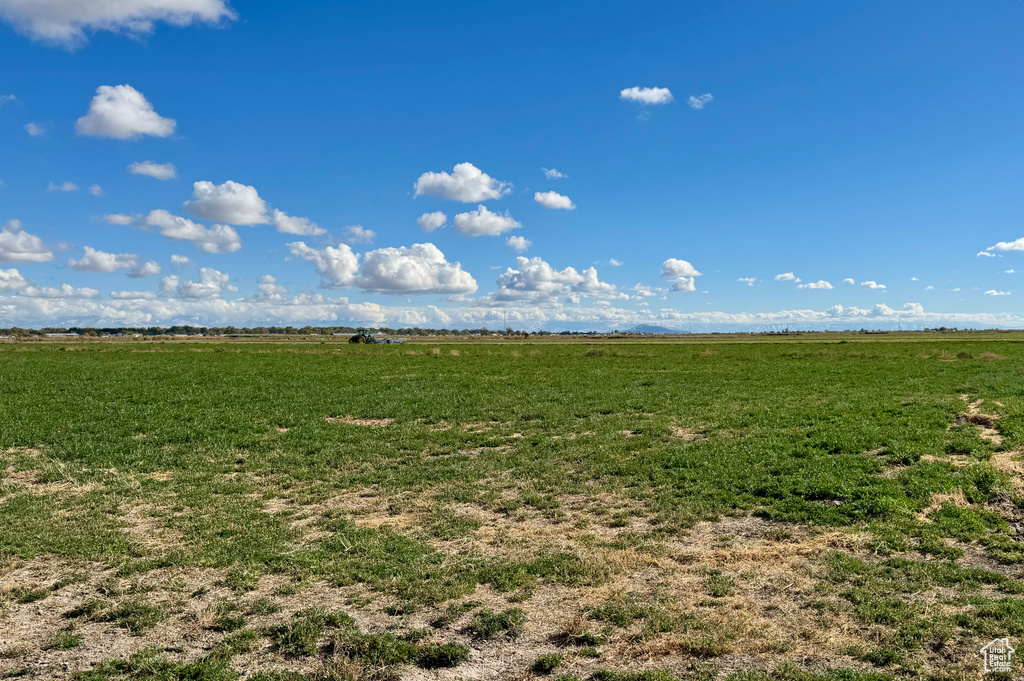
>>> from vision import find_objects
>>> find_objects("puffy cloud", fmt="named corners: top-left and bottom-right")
top-left (861, 281), bottom-right (886, 289)
top-left (1007, 270), bottom-right (1016, 274)
top-left (21, 283), bottom-right (97, 299)
top-left (662, 258), bottom-right (701, 293)
top-left (129, 261), bottom-right (161, 278)
top-left (987, 239), bottom-right (1024, 253)
top-left (925, 285), bottom-right (934, 291)
top-left (160, 267), bottom-right (229, 299)
top-left (843, 278), bottom-right (855, 285)
top-left (0, 0), bottom-right (234, 46)
top-left (687, 93), bottom-right (713, 110)
top-left (533, 191), bottom-right (576, 210)
top-left (798, 280), bottom-right (833, 290)
top-left (774, 272), bottom-right (800, 282)
top-left (417, 211), bottom-right (447, 232)
top-left (170, 255), bottom-right (190, 265)
top-left (288, 241), bottom-right (359, 288)
top-left (0, 268), bottom-right (26, 291)
top-left (129, 161), bottom-right (177, 180)
top-left (608, 258), bottom-right (622, 267)
top-left (68, 246), bottom-right (137, 273)
top-left (0, 220), bottom-right (52, 262)
top-left (343, 225), bottom-right (375, 244)
top-left (75, 85), bottom-right (176, 140)
top-left (662, 259), bottom-right (701, 278)
top-left (671, 277), bottom-right (696, 292)
top-left (24, 122), bottom-right (45, 137)
top-left (985, 290), bottom-right (1011, 296)
top-left (143, 209), bottom-right (242, 254)
top-left (506, 236), bottom-right (531, 252)
top-left (185, 180), bottom-right (268, 225)
top-left (89, 184), bottom-right (103, 197)
top-left (270, 209), bottom-right (324, 236)
top-left (978, 251), bottom-right (998, 257)
top-left (493, 257), bottom-right (617, 301)
top-left (620, 86), bottom-right (674, 105)
top-left (542, 168), bottom-right (566, 180)
top-left (104, 214), bottom-right (136, 225)
top-left (356, 243), bottom-right (477, 295)
top-left (47, 181), bottom-right (77, 192)
top-left (255, 274), bottom-right (286, 301)
top-left (737, 277), bottom-right (756, 286)
top-left (453, 205), bottom-right (522, 237)
top-left (414, 162), bottom-right (511, 202)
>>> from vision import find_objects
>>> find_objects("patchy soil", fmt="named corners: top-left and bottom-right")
top-left (324, 415), bottom-right (395, 428)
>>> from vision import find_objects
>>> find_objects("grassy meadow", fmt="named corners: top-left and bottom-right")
top-left (2, 336), bottom-right (1024, 680)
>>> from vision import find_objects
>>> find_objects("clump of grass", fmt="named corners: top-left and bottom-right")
top-left (223, 566), bottom-right (261, 593)
top-left (244, 597), bottom-right (281, 616)
top-left (531, 653), bottom-right (563, 674)
top-left (462, 608), bottom-right (526, 640)
top-left (64, 597), bottom-right (109, 620)
top-left (47, 627), bottom-right (82, 650)
top-left (704, 570), bottom-right (735, 598)
top-left (102, 599), bottom-right (167, 635)
top-left (7, 586), bottom-right (49, 604)
top-left (417, 642), bottom-right (470, 669)
top-left (267, 608), bottom-right (355, 657)
top-left (206, 601), bottom-right (246, 632)
top-left (587, 596), bottom-right (674, 633)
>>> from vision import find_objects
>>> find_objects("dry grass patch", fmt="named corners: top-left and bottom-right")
top-left (324, 415), bottom-right (394, 428)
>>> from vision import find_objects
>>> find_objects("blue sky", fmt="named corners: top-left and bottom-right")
top-left (1, 0), bottom-right (1023, 330)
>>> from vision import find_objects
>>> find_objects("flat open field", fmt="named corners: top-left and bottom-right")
top-left (3, 337), bottom-right (1024, 681)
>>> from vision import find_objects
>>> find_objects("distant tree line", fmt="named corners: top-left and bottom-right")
top-left (0, 325), bottom-right (560, 337)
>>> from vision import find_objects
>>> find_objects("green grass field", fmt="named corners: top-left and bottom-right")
top-left (2, 337), bottom-right (1024, 680)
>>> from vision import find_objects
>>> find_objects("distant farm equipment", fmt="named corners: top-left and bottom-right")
top-left (348, 329), bottom-right (403, 344)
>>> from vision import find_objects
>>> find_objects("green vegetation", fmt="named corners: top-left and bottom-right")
top-left (2, 336), bottom-right (1024, 678)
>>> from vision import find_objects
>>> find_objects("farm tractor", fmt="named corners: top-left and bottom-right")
top-left (348, 329), bottom-right (403, 344)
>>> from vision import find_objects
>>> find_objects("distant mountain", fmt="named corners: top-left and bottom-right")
top-left (627, 324), bottom-right (683, 335)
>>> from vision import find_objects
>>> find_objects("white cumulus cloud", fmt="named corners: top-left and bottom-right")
top-left (414, 162), bottom-right (511, 202)
top-left (89, 184), bottom-right (103, 197)
top-left (843, 278), bottom-right (855, 285)
top-left (0, 0), bottom-right (235, 47)
top-left (620, 86), bottom-right (674, 105)
top-left (774, 272), bottom-right (800, 282)
top-left (288, 241), bottom-right (359, 288)
top-left (0, 268), bottom-right (27, 290)
top-left (343, 225), bottom-right (375, 244)
top-left (417, 211), bottom-right (447, 232)
top-left (21, 283), bottom-right (97, 299)
top-left (533, 191), bottom-right (575, 210)
top-left (47, 181), bottom-right (77, 192)
top-left (0, 220), bottom-right (52, 263)
top-left (271, 209), bottom-right (324, 236)
top-left (76, 84), bottom-right (175, 140)
top-left (494, 257), bottom-right (617, 301)
top-left (861, 281), bottom-right (886, 289)
top-left (506, 236), bottom-right (531, 252)
top-left (170, 254), bottom-right (190, 265)
top-left (143, 209), bottom-right (242, 254)
top-left (185, 180), bottom-right (268, 225)
top-left (160, 267), bottom-right (230, 299)
top-left (453, 205), bottom-right (522, 237)
top-left (987, 238), bottom-right (1024, 253)
top-left (662, 259), bottom-right (702, 293)
top-left (129, 161), bottom-right (177, 180)
top-left (985, 290), bottom-right (1011, 296)
top-left (737, 277), bottom-right (756, 286)
top-left (24, 122), bottom-right (45, 137)
top-left (356, 243), bottom-right (477, 295)
top-left (798, 280), bottom-right (833, 290)
top-left (68, 246), bottom-right (137, 273)
top-left (542, 168), bottom-right (566, 180)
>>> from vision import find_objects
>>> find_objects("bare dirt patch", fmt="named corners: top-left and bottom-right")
top-left (669, 425), bottom-right (705, 442)
top-left (324, 415), bottom-right (395, 428)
